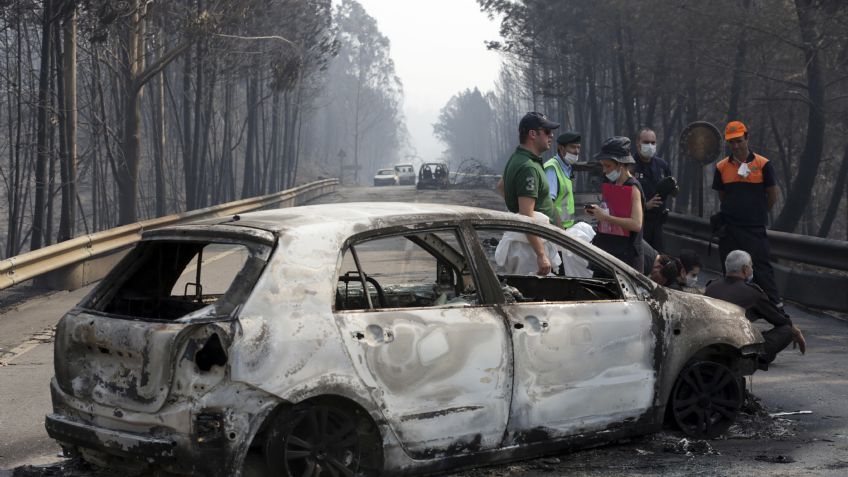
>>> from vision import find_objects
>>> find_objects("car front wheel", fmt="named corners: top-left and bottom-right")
top-left (264, 401), bottom-right (382, 476)
top-left (670, 360), bottom-right (743, 439)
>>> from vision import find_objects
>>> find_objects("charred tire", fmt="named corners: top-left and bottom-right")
top-left (264, 401), bottom-right (382, 476)
top-left (671, 360), bottom-right (743, 439)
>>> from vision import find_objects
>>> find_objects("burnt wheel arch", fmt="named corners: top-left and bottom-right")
top-left (263, 397), bottom-right (383, 476)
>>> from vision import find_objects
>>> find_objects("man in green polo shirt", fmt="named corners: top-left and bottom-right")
top-left (496, 111), bottom-right (559, 275)
top-left (545, 131), bottom-right (580, 229)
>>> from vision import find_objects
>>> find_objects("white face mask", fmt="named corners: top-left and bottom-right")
top-left (605, 168), bottom-right (621, 182)
top-left (685, 275), bottom-right (698, 287)
top-left (563, 152), bottom-right (579, 165)
top-left (640, 143), bottom-right (656, 158)
top-left (738, 162), bottom-right (751, 178)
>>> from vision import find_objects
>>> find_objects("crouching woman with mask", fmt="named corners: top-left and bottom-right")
top-left (586, 137), bottom-right (646, 270)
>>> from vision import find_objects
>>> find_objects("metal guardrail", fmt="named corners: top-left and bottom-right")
top-left (663, 212), bottom-right (848, 313)
top-left (664, 212), bottom-right (848, 272)
top-left (0, 179), bottom-right (338, 290)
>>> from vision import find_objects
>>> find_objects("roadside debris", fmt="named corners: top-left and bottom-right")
top-left (769, 410), bottom-right (812, 418)
top-left (754, 454), bottom-right (796, 464)
top-left (9, 458), bottom-right (119, 477)
top-left (725, 391), bottom-right (798, 440)
top-left (662, 438), bottom-right (720, 456)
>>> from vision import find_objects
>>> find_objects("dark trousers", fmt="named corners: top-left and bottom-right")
top-left (760, 324), bottom-right (795, 363)
top-left (643, 214), bottom-right (665, 252)
top-left (719, 224), bottom-right (781, 304)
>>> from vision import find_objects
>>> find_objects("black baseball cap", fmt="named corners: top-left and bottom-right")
top-left (519, 112), bottom-right (560, 133)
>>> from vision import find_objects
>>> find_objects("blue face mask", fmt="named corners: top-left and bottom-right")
top-left (606, 168), bottom-right (621, 182)
top-left (745, 272), bottom-right (754, 284)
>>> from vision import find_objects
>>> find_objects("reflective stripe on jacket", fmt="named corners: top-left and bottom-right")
top-left (543, 157), bottom-right (575, 228)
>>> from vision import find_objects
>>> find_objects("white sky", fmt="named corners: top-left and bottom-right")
top-left (355, 0), bottom-right (503, 161)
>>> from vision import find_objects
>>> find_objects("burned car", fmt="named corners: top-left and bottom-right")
top-left (46, 203), bottom-right (763, 477)
top-left (416, 162), bottom-right (450, 189)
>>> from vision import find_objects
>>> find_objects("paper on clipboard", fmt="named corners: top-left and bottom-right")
top-left (598, 183), bottom-right (633, 237)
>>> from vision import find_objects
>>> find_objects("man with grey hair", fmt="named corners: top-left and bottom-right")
top-left (705, 250), bottom-right (806, 366)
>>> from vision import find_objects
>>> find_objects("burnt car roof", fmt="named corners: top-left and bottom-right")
top-left (157, 202), bottom-right (526, 235)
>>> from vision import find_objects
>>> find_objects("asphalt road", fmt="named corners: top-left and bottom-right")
top-left (1, 185), bottom-right (846, 476)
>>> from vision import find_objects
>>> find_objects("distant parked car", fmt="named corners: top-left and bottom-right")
top-left (417, 162), bottom-right (450, 189)
top-left (393, 163), bottom-right (416, 185)
top-left (45, 203), bottom-right (764, 477)
top-left (373, 168), bottom-right (399, 186)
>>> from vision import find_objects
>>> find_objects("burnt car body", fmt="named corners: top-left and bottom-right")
top-left (46, 203), bottom-right (763, 477)
top-left (416, 162), bottom-right (450, 189)
top-left (373, 168), bottom-right (399, 186)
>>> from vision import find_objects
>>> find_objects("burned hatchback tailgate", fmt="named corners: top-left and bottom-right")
top-left (51, 225), bottom-right (274, 413)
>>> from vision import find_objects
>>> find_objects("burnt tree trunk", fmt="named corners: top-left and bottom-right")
top-left (242, 71), bottom-right (259, 198)
top-left (31, 0), bottom-right (53, 251)
top-left (726, 0), bottom-right (750, 122)
top-left (152, 32), bottom-right (167, 217)
top-left (115, 0), bottom-right (188, 224)
top-left (773, 0), bottom-right (826, 233)
top-left (58, 8), bottom-right (77, 242)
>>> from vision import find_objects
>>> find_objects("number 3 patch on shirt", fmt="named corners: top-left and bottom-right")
top-left (525, 174), bottom-right (536, 192)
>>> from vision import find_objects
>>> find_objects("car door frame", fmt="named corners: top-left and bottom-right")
top-left (460, 218), bottom-right (666, 443)
top-left (331, 221), bottom-right (516, 459)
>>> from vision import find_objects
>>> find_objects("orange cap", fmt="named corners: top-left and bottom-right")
top-left (725, 121), bottom-right (747, 140)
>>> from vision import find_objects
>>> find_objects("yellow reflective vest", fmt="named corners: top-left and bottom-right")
top-left (543, 157), bottom-right (575, 228)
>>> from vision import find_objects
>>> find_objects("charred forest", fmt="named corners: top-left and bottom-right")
top-left (0, 0), bottom-right (405, 258)
top-left (432, 0), bottom-right (848, 240)
top-left (2, 0), bottom-right (846, 261)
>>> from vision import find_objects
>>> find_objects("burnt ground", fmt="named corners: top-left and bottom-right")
top-left (448, 399), bottom-right (842, 477)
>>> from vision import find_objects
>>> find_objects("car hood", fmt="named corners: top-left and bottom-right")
top-left (657, 286), bottom-right (763, 349)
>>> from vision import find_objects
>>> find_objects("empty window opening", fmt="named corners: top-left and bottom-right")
top-left (335, 230), bottom-right (479, 311)
top-left (475, 227), bottom-right (623, 303)
top-left (87, 240), bottom-right (269, 321)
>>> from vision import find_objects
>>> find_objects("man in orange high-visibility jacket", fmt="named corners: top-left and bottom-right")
top-left (712, 121), bottom-right (782, 307)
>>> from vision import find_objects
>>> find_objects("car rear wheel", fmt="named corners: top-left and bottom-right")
top-left (265, 401), bottom-right (382, 476)
top-left (671, 360), bottom-right (743, 439)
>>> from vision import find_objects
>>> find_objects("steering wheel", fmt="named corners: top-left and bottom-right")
top-left (339, 272), bottom-right (386, 309)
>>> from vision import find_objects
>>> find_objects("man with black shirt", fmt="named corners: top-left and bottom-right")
top-left (633, 128), bottom-right (672, 251)
top-left (706, 250), bottom-right (805, 365)
top-left (712, 121), bottom-right (782, 306)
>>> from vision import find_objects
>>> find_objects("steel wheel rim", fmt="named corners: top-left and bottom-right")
top-left (283, 406), bottom-right (362, 477)
top-left (672, 361), bottom-right (742, 438)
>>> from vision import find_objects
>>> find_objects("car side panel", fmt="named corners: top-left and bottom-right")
top-left (502, 300), bottom-right (656, 443)
top-left (335, 307), bottom-right (512, 458)
top-left (225, 221), bottom-right (387, 428)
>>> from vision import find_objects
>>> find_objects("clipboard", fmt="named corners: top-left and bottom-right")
top-left (598, 183), bottom-right (633, 237)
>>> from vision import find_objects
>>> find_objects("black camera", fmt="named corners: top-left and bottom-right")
top-left (656, 176), bottom-right (679, 200)
top-left (655, 176), bottom-right (679, 217)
